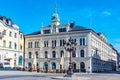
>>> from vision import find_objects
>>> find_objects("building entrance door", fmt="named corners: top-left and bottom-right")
top-left (44, 62), bottom-right (48, 73)
top-left (80, 62), bottom-right (85, 72)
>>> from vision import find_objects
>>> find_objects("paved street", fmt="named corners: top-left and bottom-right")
top-left (0, 71), bottom-right (120, 80)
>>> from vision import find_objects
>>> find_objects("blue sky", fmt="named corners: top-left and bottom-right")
top-left (0, 0), bottom-right (120, 52)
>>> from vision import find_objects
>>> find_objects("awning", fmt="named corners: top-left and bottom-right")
top-left (4, 58), bottom-right (12, 61)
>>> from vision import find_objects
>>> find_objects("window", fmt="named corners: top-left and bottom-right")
top-left (3, 30), bottom-right (6, 35)
top-left (80, 38), bottom-right (82, 45)
top-left (20, 34), bottom-right (23, 39)
top-left (60, 50), bottom-right (64, 57)
top-left (31, 42), bottom-right (32, 48)
top-left (44, 41), bottom-right (48, 47)
top-left (59, 28), bottom-right (66, 32)
top-left (45, 51), bottom-right (48, 58)
top-left (14, 33), bottom-right (17, 38)
top-left (28, 62), bottom-right (32, 68)
top-left (83, 38), bottom-right (85, 45)
top-left (35, 41), bottom-right (39, 48)
top-left (35, 51), bottom-right (38, 58)
top-left (28, 42), bottom-right (30, 48)
top-left (52, 40), bottom-right (56, 47)
top-left (9, 31), bottom-right (12, 37)
top-left (60, 40), bottom-right (62, 46)
top-left (14, 43), bottom-right (17, 49)
top-left (28, 42), bottom-right (32, 48)
top-left (20, 45), bottom-right (22, 50)
top-left (43, 29), bottom-right (50, 34)
top-left (52, 51), bottom-right (56, 58)
top-left (4, 62), bottom-right (10, 65)
top-left (60, 40), bottom-right (65, 46)
top-left (9, 41), bottom-right (12, 48)
top-left (3, 40), bottom-right (6, 47)
top-left (72, 51), bottom-right (76, 57)
top-left (80, 50), bottom-right (84, 57)
top-left (29, 52), bottom-right (32, 59)
top-left (14, 53), bottom-right (16, 56)
top-left (80, 38), bottom-right (86, 45)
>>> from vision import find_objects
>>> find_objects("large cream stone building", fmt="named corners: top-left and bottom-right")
top-left (0, 16), bottom-right (24, 68)
top-left (24, 9), bottom-right (118, 72)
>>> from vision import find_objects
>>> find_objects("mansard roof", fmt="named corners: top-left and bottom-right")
top-left (25, 25), bottom-right (91, 36)
top-left (70, 26), bottom-right (91, 31)
top-left (26, 31), bottom-right (41, 35)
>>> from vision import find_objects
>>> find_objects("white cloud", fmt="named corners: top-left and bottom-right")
top-left (102, 11), bottom-right (111, 16)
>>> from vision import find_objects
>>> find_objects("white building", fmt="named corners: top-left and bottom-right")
top-left (25, 9), bottom-right (118, 73)
top-left (0, 16), bottom-right (24, 68)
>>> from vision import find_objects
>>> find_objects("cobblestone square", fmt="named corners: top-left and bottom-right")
top-left (0, 71), bottom-right (120, 80)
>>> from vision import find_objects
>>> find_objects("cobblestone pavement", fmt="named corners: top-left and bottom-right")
top-left (0, 71), bottom-right (120, 80)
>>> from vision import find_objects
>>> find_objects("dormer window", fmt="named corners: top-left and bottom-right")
top-left (43, 29), bottom-right (50, 34)
top-left (59, 28), bottom-right (66, 32)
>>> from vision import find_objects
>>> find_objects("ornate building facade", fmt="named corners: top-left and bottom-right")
top-left (0, 16), bottom-right (24, 68)
top-left (25, 9), bottom-right (118, 72)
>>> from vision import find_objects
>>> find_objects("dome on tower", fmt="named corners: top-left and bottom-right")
top-left (51, 3), bottom-right (60, 26)
top-left (51, 12), bottom-right (60, 22)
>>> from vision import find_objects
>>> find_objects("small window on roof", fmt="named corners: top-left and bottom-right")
top-left (59, 28), bottom-right (66, 32)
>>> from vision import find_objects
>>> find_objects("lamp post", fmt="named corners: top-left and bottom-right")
top-left (64, 37), bottom-right (76, 77)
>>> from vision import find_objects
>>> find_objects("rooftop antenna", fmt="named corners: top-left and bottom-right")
top-left (54, 0), bottom-right (57, 13)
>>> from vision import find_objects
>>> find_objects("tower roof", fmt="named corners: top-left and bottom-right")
top-left (51, 12), bottom-right (60, 22)
top-left (51, 3), bottom-right (60, 22)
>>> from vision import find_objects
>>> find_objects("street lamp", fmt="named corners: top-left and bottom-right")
top-left (64, 37), bottom-right (77, 77)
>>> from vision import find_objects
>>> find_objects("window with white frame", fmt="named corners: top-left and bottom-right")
top-left (80, 38), bottom-right (86, 45)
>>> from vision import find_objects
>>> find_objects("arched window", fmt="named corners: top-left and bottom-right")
top-left (80, 50), bottom-right (84, 57)
top-left (52, 51), bottom-right (56, 58)
top-left (72, 62), bottom-right (76, 70)
top-left (52, 62), bottom-right (56, 70)
top-left (18, 56), bottom-right (22, 65)
top-left (28, 62), bottom-right (32, 68)
top-left (29, 52), bottom-right (32, 58)
top-left (80, 62), bottom-right (85, 68)
top-left (45, 51), bottom-right (48, 58)
top-left (80, 62), bottom-right (85, 72)
top-left (60, 50), bottom-right (64, 57)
